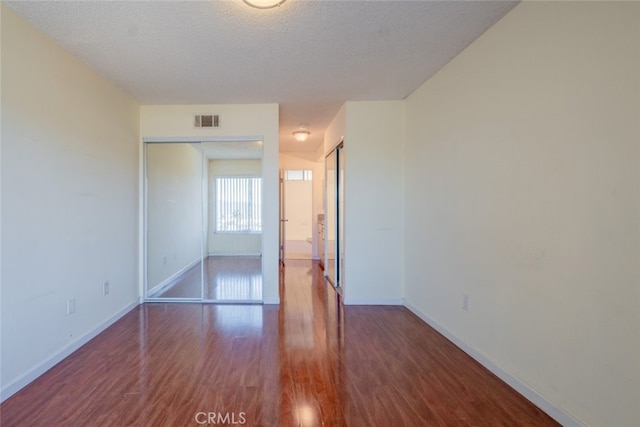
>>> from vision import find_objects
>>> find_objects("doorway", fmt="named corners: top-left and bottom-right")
top-left (283, 169), bottom-right (313, 260)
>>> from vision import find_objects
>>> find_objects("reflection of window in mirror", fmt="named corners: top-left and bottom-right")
top-left (214, 177), bottom-right (262, 233)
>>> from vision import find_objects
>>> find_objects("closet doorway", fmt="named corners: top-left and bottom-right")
top-left (144, 139), bottom-right (264, 302)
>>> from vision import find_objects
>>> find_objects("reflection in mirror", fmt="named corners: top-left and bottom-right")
top-left (145, 140), bottom-right (264, 302)
top-left (325, 150), bottom-right (337, 285)
top-left (146, 142), bottom-right (204, 299)
top-left (338, 144), bottom-right (345, 287)
top-left (202, 140), bottom-right (263, 301)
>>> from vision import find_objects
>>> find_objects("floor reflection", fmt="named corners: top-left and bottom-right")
top-left (278, 259), bottom-right (346, 427)
top-left (212, 304), bottom-right (263, 333)
top-left (151, 256), bottom-right (262, 301)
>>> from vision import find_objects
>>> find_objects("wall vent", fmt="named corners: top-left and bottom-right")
top-left (194, 114), bottom-right (219, 128)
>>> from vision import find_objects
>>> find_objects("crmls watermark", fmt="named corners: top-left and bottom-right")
top-left (194, 411), bottom-right (247, 425)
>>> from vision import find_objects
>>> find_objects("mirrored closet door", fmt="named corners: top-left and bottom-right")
top-left (325, 142), bottom-right (344, 288)
top-left (145, 140), bottom-right (264, 302)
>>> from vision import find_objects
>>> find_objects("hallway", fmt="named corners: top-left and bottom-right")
top-left (1, 260), bottom-right (557, 426)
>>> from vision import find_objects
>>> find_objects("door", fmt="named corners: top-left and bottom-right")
top-left (279, 170), bottom-right (286, 265)
top-left (324, 142), bottom-right (344, 288)
top-left (144, 139), bottom-right (264, 302)
top-left (325, 148), bottom-right (338, 286)
top-left (283, 170), bottom-right (313, 260)
top-left (338, 144), bottom-right (345, 287)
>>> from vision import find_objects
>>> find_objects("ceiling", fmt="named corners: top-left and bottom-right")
top-left (6, 0), bottom-right (518, 155)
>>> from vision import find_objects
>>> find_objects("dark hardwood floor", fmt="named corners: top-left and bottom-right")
top-left (0, 260), bottom-right (558, 426)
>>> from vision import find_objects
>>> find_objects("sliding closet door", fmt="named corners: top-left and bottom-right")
top-left (145, 142), bottom-right (204, 300)
top-left (325, 150), bottom-right (337, 286)
top-left (337, 144), bottom-right (345, 287)
top-left (325, 142), bottom-right (344, 288)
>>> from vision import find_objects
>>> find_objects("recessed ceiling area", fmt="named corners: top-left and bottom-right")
top-left (6, 1), bottom-right (519, 155)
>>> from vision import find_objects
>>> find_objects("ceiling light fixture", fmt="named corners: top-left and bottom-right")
top-left (293, 130), bottom-right (311, 142)
top-left (242, 0), bottom-right (286, 9)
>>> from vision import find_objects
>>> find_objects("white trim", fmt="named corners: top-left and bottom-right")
top-left (403, 302), bottom-right (585, 427)
top-left (263, 297), bottom-right (280, 305)
top-left (147, 257), bottom-right (201, 297)
top-left (1, 301), bottom-right (139, 403)
top-left (208, 252), bottom-right (262, 257)
top-left (343, 298), bottom-right (404, 306)
top-left (143, 136), bottom-right (263, 144)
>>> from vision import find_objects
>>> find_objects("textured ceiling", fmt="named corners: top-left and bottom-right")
top-left (6, 0), bottom-right (518, 155)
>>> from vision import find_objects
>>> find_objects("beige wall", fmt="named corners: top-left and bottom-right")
top-left (324, 105), bottom-right (345, 154)
top-left (1, 4), bottom-right (140, 398)
top-left (343, 101), bottom-right (405, 304)
top-left (403, 2), bottom-right (640, 426)
top-left (140, 104), bottom-right (280, 303)
top-left (208, 159), bottom-right (262, 255)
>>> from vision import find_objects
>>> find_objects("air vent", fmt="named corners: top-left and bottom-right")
top-left (194, 114), bottom-right (220, 128)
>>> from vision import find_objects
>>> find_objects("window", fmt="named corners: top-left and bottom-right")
top-left (215, 177), bottom-right (262, 233)
top-left (284, 169), bottom-right (312, 181)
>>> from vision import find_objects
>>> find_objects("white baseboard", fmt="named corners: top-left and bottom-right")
top-left (403, 302), bottom-right (584, 427)
top-left (1, 300), bottom-right (139, 403)
top-left (343, 298), bottom-right (404, 306)
top-left (208, 253), bottom-right (261, 257)
top-left (148, 257), bottom-right (201, 296)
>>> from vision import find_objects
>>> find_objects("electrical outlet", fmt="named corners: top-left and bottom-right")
top-left (463, 294), bottom-right (471, 311)
top-left (162, 256), bottom-right (167, 265)
top-left (66, 298), bottom-right (76, 315)
top-left (103, 281), bottom-right (110, 296)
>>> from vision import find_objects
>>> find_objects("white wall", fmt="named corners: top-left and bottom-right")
top-left (284, 180), bottom-right (312, 241)
top-left (208, 159), bottom-right (262, 255)
top-left (342, 101), bottom-right (405, 304)
top-left (324, 105), bottom-right (345, 155)
top-left (140, 104), bottom-right (279, 303)
top-left (403, 2), bottom-right (640, 426)
top-left (1, 4), bottom-right (140, 399)
top-left (146, 143), bottom-right (203, 292)
top-left (279, 153), bottom-right (324, 259)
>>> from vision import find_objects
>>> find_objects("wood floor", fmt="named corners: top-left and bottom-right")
top-left (1, 260), bottom-right (558, 426)
top-left (152, 256), bottom-right (262, 301)
top-left (284, 239), bottom-right (312, 260)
